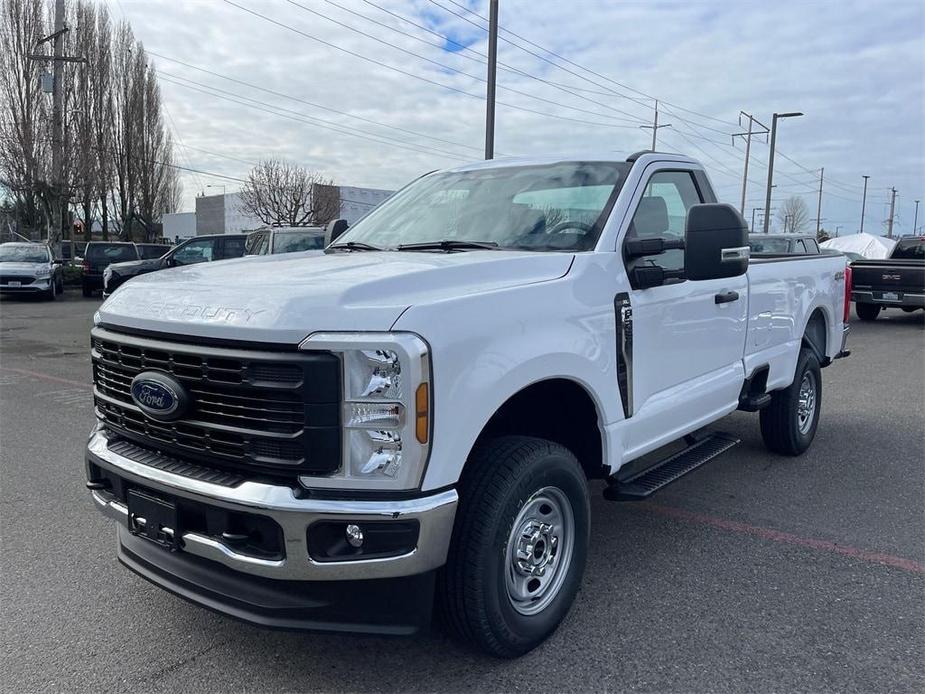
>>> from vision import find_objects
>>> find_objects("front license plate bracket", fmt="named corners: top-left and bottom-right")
top-left (127, 488), bottom-right (180, 551)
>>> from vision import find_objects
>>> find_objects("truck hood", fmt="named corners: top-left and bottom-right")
top-left (98, 250), bottom-right (574, 344)
top-left (108, 257), bottom-right (162, 274)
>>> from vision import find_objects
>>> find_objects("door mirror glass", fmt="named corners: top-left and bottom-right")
top-left (684, 203), bottom-right (749, 281)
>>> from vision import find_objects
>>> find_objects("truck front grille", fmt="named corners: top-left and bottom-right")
top-left (91, 327), bottom-right (341, 480)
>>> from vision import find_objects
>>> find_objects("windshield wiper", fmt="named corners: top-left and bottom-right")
top-left (396, 240), bottom-right (499, 252)
top-left (328, 241), bottom-right (385, 252)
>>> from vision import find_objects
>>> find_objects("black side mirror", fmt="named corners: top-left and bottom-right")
top-left (684, 203), bottom-right (749, 281)
top-left (325, 219), bottom-right (349, 246)
top-left (324, 219), bottom-right (350, 247)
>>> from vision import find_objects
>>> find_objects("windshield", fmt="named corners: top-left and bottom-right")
top-left (273, 231), bottom-right (325, 254)
top-left (749, 237), bottom-right (790, 254)
top-left (891, 239), bottom-right (925, 260)
top-left (86, 244), bottom-right (138, 262)
top-left (0, 245), bottom-right (49, 263)
top-left (335, 161), bottom-right (630, 252)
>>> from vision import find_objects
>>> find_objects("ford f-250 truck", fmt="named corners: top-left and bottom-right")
top-left (85, 152), bottom-right (851, 657)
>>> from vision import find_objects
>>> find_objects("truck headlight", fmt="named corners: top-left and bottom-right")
top-left (298, 332), bottom-right (431, 491)
top-left (103, 267), bottom-right (112, 284)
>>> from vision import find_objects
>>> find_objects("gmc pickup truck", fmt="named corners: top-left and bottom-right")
top-left (850, 236), bottom-right (925, 320)
top-left (86, 153), bottom-right (850, 658)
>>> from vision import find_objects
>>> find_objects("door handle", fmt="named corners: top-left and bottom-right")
top-left (714, 290), bottom-right (740, 304)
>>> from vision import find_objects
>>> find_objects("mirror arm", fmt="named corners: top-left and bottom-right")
top-left (625, 237), bottom-right (685, 258)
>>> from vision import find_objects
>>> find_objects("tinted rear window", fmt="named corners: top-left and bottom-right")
top-left (137, 244), bottom-right (170, 259)
top-left (891, 239), bottom-right (925, 260)
top-left (86, 244), bottom-right (138, 262)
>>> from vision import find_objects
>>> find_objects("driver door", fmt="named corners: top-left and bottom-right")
top-left (620, 168), bottom-right (748, 458)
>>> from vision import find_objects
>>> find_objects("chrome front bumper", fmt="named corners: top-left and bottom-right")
top-left (87, 431), bottom-right (458, 582)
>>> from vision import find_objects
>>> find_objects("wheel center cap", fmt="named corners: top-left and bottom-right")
top-left (515, 521), bottom-right (557, 576)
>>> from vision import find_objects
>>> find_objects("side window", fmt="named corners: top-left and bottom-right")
top-left (172, 239), bottom-right (215, 266)
top-left (221, 237), bottom-right (246, 259)
top-left (805, 239), bottom-right (819, 254)
top-left (625, 171), bottom-right (702, 272)
top-left (794, 239), bottom-right (808, 254)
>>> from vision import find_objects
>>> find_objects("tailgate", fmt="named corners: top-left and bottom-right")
top-left (851, 260), bottom-right (925, 293)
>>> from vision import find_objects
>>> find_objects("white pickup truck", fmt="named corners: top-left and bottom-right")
top-left (86, 152), bottom-right (850, 657)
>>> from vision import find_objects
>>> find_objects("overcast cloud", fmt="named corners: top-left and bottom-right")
top-left (113, 0), bottom-right (924, 235)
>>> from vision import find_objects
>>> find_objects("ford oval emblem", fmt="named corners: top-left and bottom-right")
top-left (130, 371), bottom-right (188, 421)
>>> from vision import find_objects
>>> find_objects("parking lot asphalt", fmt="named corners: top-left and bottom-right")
top-left (1, 290), bottom-right (923, 693)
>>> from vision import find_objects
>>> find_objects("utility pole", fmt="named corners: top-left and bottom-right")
top-left (886, 187), bottom-right (897, 239)
top-left (859, 175), bottom-right (870, 234)
top-left (913, 199), bottom-right (920, 235)
top-left (835, 225), bottom-right (842, 237)
top-left (640, 99), bottom-right (671, 151)
top-left (762, 111), bottom-right (803, 234)
top-left (483, 0), bottom-right (499, 160)
top-left (751, 207), bottom-right (761, 233)
top-left (28, 0), bottom-right (86, 250)
top-left (815, 167), bottom-right (824, 237)
top-left (733, 112), bottom-right (769, 214)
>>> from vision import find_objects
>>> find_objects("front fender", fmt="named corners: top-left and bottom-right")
top-left (393, 266), bottom-right (624, 491)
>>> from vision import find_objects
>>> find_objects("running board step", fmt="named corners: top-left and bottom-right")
top-left (603, 432), bottom-right (739, 501)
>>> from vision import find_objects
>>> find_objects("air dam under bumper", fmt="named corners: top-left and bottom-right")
top-left (86, 431), bottom-right (457, 632)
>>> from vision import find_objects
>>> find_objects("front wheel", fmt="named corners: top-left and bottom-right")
top-left (855, 302), bottom-right (880, 321)
top-left (760, 348), bottom-right (821, 456)
top-left (438, 436), bottom-right (590, 658)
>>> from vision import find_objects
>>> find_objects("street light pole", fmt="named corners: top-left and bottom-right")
top-left (859, 175), bottom-right (870, 234)
top-left (913, 199), bottom-right (920, 236)
top-left (484, 0), bottom-right (499, 160)
top-left (762, 111), bottom-right (803, 234)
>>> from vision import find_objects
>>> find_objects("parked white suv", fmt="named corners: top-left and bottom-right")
top-left (86, 153), bottom-right (850, 657)
top-left (0, 242), bottom-right (64, 299)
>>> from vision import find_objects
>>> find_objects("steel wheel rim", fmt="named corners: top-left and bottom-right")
top-left (797, 371), bottom-right (817, 435)
top-left (504, 486), bottom-right (575, 616)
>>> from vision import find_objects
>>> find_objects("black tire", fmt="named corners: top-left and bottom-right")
top-left (437, 435), bottom-right (590, 658)
top-left (81, 283), bottom-right (93, 298)
top-left (855, 302), bottom-right (880, 321)
top-left (45, 281), bottom-right (57, 300)
top-left (760, 348), bottom-right (821, 456)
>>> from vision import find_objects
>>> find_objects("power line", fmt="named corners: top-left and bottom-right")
top-left (432, 0), bottom-right (741, 132)
top-left (147, 50), bottom-right (485, 155)
top-left (315, 0), bottom-right (652, 127)
top-left (283, 0), bottom-right (647, 126)
top-left (224, 0), bottom-right (645, 132)
top-left (157, 72), bottom-right (474, 162)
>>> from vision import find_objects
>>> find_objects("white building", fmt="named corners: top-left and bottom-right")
top-left (193, 187), bottom-right (392, 236)
top-left (162, 212), bottom-right (197, 241)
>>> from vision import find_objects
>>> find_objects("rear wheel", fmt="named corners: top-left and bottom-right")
top-left (760, 348), bottom-right (821, 456)
top-left (855, 302), bottom-right (880, 321)
top-left (438, 436), bottom-right (590, 658)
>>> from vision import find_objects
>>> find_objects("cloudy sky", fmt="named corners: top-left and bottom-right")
top-left (112, 0), bottom-right (924, 236)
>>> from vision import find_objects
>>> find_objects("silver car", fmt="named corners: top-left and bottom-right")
top-left (0, 242), bottom-right (64, 299)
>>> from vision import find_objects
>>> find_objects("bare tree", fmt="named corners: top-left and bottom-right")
top-left (239, 159), bottom-right (339, 226)
top-left (777, 195), bottom-right (811, 233)
top-left (0, 0), bottom-right (50, 237)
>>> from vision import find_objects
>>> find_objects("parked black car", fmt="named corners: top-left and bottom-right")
top-left (82, 242), bottom-right (139, 297)
top-left (748, 234), bottom-right (821, 255)
top-left (851, 236), bottom-right (925, 320)
top-left (103, 234), bottom-right (247, 295)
